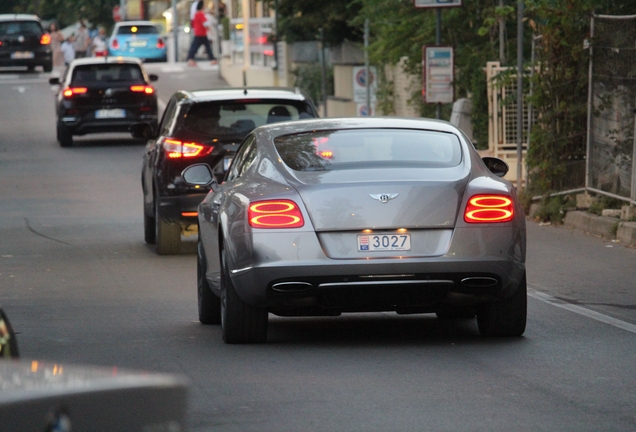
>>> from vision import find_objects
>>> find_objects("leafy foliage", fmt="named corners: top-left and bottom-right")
top-left (272, 0), bottom-right (362, 45)
top-left (351, 0), bottom-right (515, 148)
top-left (291, 62), bottom-right (334, 107)
top-left (1, 0), bottom-right (120, 30)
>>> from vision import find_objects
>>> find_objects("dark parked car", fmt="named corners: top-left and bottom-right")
top-left (183, 117), bottom-right (527, 344)
top-left (133, 87), bottom-right (318, 255)
top-left (49, 57), bottom-right (158, 147)
top-left (0, 14), bottom-right (52, 72)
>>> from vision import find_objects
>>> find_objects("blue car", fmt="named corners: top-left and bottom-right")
top-left (108, 20), bottom-right (167, 62)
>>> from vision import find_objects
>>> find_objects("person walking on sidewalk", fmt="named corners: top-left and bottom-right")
top-left (186, 1), bottom-right (217, 66)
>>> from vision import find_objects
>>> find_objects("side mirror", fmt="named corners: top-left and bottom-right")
top-left (482, 157), bottom-right (509, 178)
top-left (49, 77), bottom-right (60, 85)
top-left (148, 74), bottom-right (159, 82)
top-left (0, 306), bottom-right (19, 359)
top-left (182, 164), bottom-right (216, 186)
top-left (129, 122), bottom-right (154, 139)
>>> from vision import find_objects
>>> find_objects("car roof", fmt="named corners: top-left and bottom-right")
top-left (69, 56), bottom-right (144, 67)
top-left (257, 116), bottom-right (461, 138)
top-left (0, 14), bottom-right (41, 22)
top-left (113, 21), bottom-right (159, 28)
top-left (180, 87), bottom-right (312, 103)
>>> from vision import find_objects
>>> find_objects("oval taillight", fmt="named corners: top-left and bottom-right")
top-left (464, 195), bottom-right (514, 223)
top-left (248, 200), bottom-right (304, 228)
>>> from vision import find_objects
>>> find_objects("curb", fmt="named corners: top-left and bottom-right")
top-left (564, 211), bottom-right (636, 247)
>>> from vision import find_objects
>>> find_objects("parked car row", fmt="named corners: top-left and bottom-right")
top-left (1, 15), bottom-right (166, 74)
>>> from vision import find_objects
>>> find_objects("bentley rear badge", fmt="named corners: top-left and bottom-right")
top-left (369, 193), bottom-right (398, 203)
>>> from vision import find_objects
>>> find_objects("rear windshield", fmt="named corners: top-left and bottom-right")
top-left (274, 129), bottom-right (462, 171)
top-left (179, 101), bottom-right (315, 140)
top-left (0, 21), bottom-right (42, 36)
top-left (116, 25), bottom-right (158, 35)
top-left (71, 64), bottom-right (144, 83)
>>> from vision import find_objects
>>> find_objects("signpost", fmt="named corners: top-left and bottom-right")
top-left (353, 66), bottom-right (377, 104)
top-left (422, 46), bottom-right (454, 104)
top-left (414, 0), bottom-right (462, 8)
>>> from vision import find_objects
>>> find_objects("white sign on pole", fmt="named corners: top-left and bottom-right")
top-left (414, 0), bottom-right (462, 8)
top-left (352, 66), bottom-right (377, 104)
top-left (422, 46), bottom-right (454, 104)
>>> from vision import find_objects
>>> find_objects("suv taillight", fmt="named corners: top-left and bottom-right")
top-left (464, 195), bottom-right (514, 223)
top-left (111, 38), bottom-right (119, 49)
top-left (248, 200), bottom-right (305, 228)
top-left (40, 34), bottom-right (51, 45)
top-left (62, 87), bottom-right (88, 98)
top-left (162, 138), bottom-right (213, 158)
top-left (130, 85), bottom-right (154, 94)
top-left (156, 38), bottom-right (165, 49)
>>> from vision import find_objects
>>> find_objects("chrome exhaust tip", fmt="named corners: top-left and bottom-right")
top-left (460, 277), bottom-right (499, 288)
top-left (271, 282), bottom-right (313, 293)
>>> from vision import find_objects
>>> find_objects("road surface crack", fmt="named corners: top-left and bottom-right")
top-left (24, 217), bottom-right (72, 246)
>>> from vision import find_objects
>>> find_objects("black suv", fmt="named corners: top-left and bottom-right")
top-left (49, 57), bottom-right (158, 147)
top-left (0, 14), bottom-right (52, 72)
top-left (133, 87), bottom-right (318, 255)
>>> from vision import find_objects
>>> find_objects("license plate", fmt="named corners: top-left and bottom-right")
top-left (11, 51), bottom-right (34, 59)
top-left (358, 234), bottom-right (411, 252)
top-left (95, 109), bottom-right (126, 119)
top-left (223, 157), bottom-right (233, 171)
top-left (129, 40), bottom-right (148, 47)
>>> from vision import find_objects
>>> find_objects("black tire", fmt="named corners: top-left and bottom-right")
top-left (436, 306), bottom-right (476, 320)
top-left (198, 238), bottom-right (221, 324)
top-left (477, 273), bottom-right (527, 337)
top-left (144, 211), bottom-right (156, 244)
top-left (0, 309), bottom-right (19, 358)
top-left (43, 62), bottom-right (53, 72)
top-left (154, 196), bottom-right (181, 255)
top-left (57, 123), bottom-right (73, 147)
top-left (220, 247), bottom-right (268, 344)
top-left (155, 217), bottom-right (181, 255)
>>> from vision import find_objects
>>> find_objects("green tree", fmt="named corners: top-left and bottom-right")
top-left (272, 0), bottom-right (362, 45)
top-left (354, 0), bottom-right (516, 147)
top-left (1, 0), bottom-right (119, 30)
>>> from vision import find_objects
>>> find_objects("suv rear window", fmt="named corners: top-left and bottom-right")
top-left (180, 101), bottom-right (315, 139)
top-left (0, 21), bottom-right (42, 36)
top-left (274, 129), bottom-right (462, 172)
top-left (116, 25), bottom-right (158, 35)
top-left (71, 64), bottom-right (143, 83)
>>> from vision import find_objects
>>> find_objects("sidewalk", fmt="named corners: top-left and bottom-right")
top-left (562, 210), bottom-right (636, 248)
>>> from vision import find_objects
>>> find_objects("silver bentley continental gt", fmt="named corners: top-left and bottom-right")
top-left (183, 117), bottom-right (527, 344)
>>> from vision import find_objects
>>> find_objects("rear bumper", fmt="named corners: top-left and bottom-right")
top-left (61, 114), bottom-right (158, 135)
top-left (107, 49), bottom-right (167, 62)
top-left (0, 49), bottom-right (51, 67)
top-left (157, 192), bottom-right (207, 225)
top-left (222, 226), bottom-right (526, 312)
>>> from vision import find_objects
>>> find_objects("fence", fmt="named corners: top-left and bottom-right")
top-left (587, 15), bottom-right (636, 205)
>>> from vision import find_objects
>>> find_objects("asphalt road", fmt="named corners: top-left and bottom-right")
top-left (1, 64), bottom-right (636, 431)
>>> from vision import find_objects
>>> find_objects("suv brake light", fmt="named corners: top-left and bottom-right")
top-left (464, 195), bottom-right (514, 223)
top-left (130, 85), bottom-right (154, 94)
top-left (62, 87), bottom-right (88, 98)
top-left (111, 38), bottom-right (119, 49)
top-left (162, 138), bottom-right (213, 158)
top-left (248, 200), bottom-right (304, 228)
top-left (156, 38), bottom-right (165, 49)
top-left (40, 34), bottom-right (51, 45)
